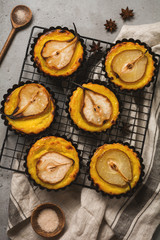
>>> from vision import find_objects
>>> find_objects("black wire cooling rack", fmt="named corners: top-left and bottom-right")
top-left (0, 26), bottom-right (160, 190)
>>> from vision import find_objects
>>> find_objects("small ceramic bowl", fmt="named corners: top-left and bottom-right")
top-left (31, 203), bottom-right (65, 238)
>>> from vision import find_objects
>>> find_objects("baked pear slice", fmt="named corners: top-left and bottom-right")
top-left (69, 83), bottom-right (119, 132)
top-left (105, 41), bottom-right (155, 90)
top-left (42, 36), bottom-right (78, 70)
top-left (96, 149), bottom-right (132, 187)
top-left (26, 136), bottom-right (79, 190)
top-left (37, 152), bottom-right (73, 184)
top-left (90, 143), bottom-right (142, 195)
top-left (3, 83), bottom-right (55, 135)
top-left (7, 84), bottom-right (49, 119)
top-left (112, 50), bottom-right (148, 83)
top-left (82, 90), bottom-right (112, 126)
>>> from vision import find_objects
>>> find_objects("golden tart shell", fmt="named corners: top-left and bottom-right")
top-left (27, 136), bottom-right (79, 190)
top-left (90, 143), bottom-right (141, 195)
top-left (4, 83), bottom-right (55, 135)
top-left (69, 83), bottom-right (119, 132)
top-left (33, 28), bottom-right (84, 77)
top-left (105, 41), bottom-right (155, 90)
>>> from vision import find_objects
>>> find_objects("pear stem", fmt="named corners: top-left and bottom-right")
top-left (109, 160), bottom-right (130, 183)
top-left (73, 22), bottom-right (78, 38)
top-left (72, 81), bottom-right (95, 92)
top-left (122, 50), bottom-right (148, 72)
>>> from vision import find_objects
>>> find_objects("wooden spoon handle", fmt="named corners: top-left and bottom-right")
top-left (0, 27), bottom-right (16, 64)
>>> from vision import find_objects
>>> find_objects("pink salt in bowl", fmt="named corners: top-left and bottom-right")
top-left (31, 202), bottom-right (65, 238)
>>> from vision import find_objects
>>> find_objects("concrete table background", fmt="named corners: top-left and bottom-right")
top-left (0, 0), bottom-right (160, 239)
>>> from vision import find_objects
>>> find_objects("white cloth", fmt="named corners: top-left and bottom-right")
top-left (7, 22), bottom-right (160, 240)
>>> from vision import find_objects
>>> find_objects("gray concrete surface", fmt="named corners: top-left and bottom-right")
top-left (0, 0), bottom-right (160, 239)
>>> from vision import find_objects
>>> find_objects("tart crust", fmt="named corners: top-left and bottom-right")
top-left (4, 83), bottom-right (55, 135)
top-left (69, 83), bottom-right (119, 132)
top-left (90, 143), bottom-right (141, 195)
top-left (105, 41), bottom-right (155, 90)
top-left (27, 136), bottom-right (79, 190)
top-left (33, 28), bottom-right (84, 77)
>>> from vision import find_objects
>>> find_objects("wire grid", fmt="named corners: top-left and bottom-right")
top-left (0, 26), bottom-right (160, 189)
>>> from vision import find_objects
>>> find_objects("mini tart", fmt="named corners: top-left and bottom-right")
top-left (33, 27), bottom-right (84, 77)
top-left (90, 143), bottom-right (142, 195)
top-left (3, 83), bottom-right (55, 135)
top-left (26, 136), bottom-right (79, 190)
top-left (105, 40), bottom-right (155, 90)
top-left (69, 83), bottom-right (119, 132)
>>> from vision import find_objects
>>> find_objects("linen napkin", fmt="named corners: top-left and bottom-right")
top-left (7, 22), bottom-right (160, 240)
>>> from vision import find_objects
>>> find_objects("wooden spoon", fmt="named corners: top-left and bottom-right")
top-left (0, 5), bottom-right (32, 64)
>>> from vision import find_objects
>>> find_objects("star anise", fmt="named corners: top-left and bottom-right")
top-left (120, 7), bottom-right (134, 20)
top-left (119, 122), bottom-right (131, 135)
top-left (89, 41), bottom-right (103, 52)
top-left (104, 19), bottom-right (117, 33)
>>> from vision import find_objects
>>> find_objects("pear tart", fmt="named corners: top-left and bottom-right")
top-left (105, 40), bottom-right (155, 90)
top-left (69, 83), bottom-right (119, 132)
top-left (90, 143), bottom-right (143, 195)
top-left (32, 25), bottom-right (84, 77)
top-left (2, 83), bottom-right (55, 135)
top-left (26, 136), bottom-right (79, 190)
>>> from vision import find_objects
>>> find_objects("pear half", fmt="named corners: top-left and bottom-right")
top-left (112, 50), bottom-right (148, 83)
top-left (36, 152), bottom-right (73, 184)
top-left (82, 90), bottom-right (112, 126)
top-left (8, 84), bottom-right (49, 119)
top-left (96, 149), bottom-right (132, 187)
top-left (42, 36), bottom-right (78, 70)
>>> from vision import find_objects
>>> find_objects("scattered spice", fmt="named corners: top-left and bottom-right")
top-left (104, 19), bottom-right (117, 33)
top-left (120, 7), bottom-right (134, 20)
top-left (37, 208), bottom-right (59, 232)
top-left (89, 41), bottom-right (103, 52)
